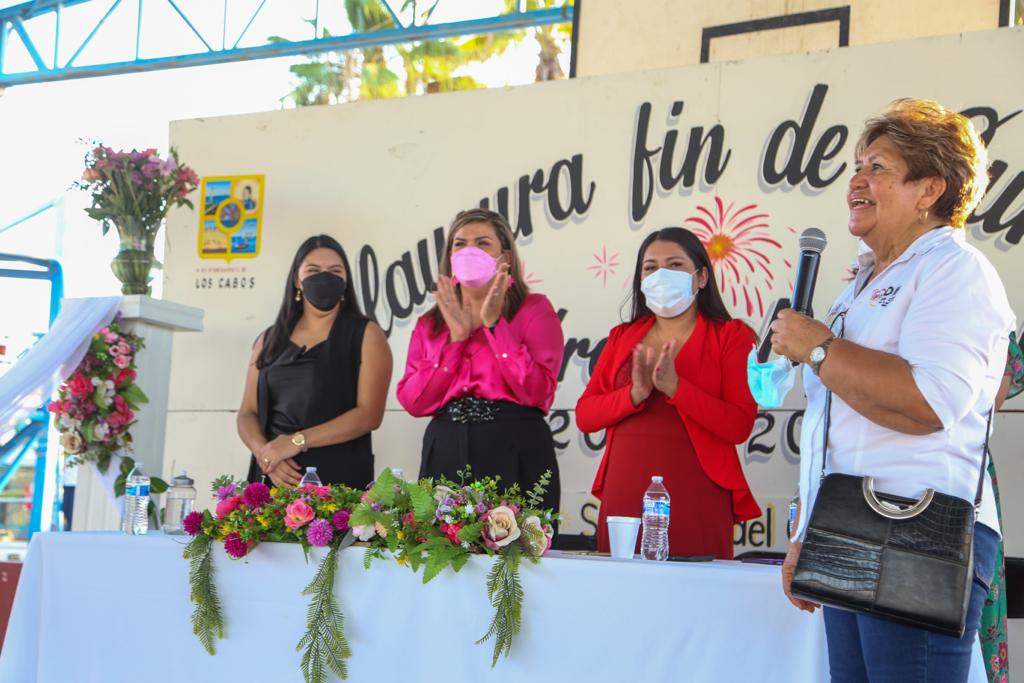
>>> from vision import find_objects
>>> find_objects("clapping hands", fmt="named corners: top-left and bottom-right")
top-left (630, 340), bottom-right (680, 405)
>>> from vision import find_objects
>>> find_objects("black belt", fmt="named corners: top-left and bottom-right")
top-left (435, 397), bottom-right (541, 424)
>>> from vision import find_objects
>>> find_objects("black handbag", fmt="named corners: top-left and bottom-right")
top-left (790, 389), bottom-right (990, 637)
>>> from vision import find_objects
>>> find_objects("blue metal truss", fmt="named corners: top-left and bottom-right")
top-left (0, 1), bottom-right (574, 88)
top-left (0, 253), bottom-right (65, 537)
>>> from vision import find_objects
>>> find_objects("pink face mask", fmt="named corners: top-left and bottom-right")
top-left (450, 246), bottom-right (498, 288)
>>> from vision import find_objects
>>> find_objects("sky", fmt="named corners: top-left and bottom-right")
top-left (0, 0), bottom-right (570, 362)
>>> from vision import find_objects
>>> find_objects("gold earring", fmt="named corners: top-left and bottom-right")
top-left (919, 208), bottom-right (929, 223)
top-left (295, 290), bottom-right (302, 302)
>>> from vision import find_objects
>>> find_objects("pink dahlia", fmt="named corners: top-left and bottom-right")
top-left (307, 519), bottom-right (333, 547)
top-left (243, 482), bottom-right (270, 509)
top-left (224, 533), bottom-right (250, 559)
top-left (301, 483), bottom-right (332, 499)
top-left (284, 499), bottom-right (315, 530)
top-left (183, 511), bottom-right (203, 536)
top-left (332, 509), bottom-right (351, 532)
top-left (215, 494), bottom-right (244, 519)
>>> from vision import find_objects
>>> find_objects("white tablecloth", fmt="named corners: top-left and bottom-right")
top-left (0, 532), bottom-right (983, 682)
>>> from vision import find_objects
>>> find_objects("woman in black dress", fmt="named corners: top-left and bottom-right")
top-left (237, 235), bottom-right (392, 488)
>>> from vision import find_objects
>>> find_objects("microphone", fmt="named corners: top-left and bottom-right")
top-left (791, 227), bottom-right (827, 316)
top-left (756, 228), bottom-right (828, 362)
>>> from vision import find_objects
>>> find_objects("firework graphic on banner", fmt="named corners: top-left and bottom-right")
top-left (587, 246), bottom-right (620, 288)
top-left (685, 197), bottom-right (791, 318)
top-left (520, 259), bottom-right (543, 286)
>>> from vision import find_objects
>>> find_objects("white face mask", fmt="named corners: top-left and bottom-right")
top-left (641, 268), bottom-right (697, 318)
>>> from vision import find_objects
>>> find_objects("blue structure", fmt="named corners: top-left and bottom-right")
top-left (0, 254), bottom-right (64, 538)
top-left (0, 0), bottom-right (574, 87)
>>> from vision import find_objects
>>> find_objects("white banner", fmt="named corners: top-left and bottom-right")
top-left (164, 28), bottom-right (1024, 552)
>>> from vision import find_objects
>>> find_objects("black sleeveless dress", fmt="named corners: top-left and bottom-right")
top-left (246, 316), bottom-right (374, 488)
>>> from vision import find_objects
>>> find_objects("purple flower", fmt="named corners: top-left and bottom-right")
top-left (332, 509), bottom-right (351, 532)
top-left (216, 483), bottom-right (237, 501)
top-left (371, 502), bottom-right (381, 512)
top-left (475, 502), bottom-right (488, 514)
top-left (243, 482), bottom-right (270, 509)
top-left (307, 519), bottom-right (334, 547)
top-left (224, 532), bottom-right (250, 559)
top-left (183, 511), bottom-right (203, 536)
top-left (157, 157), bottom-right (177, 175)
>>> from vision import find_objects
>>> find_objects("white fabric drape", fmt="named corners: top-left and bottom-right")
top-left (0, 297), bottom-right (121, 436)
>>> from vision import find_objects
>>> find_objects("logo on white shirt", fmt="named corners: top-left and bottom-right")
top-left (869, 285), bottom-right (902, 307)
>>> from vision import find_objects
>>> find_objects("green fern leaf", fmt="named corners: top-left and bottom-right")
top-left (476, 551), bottom-right (524, 667)
top-left (184, 535), bottom-right (225, 656)
top-left (405, 481), bottom-right (436, 521)
top-left (296, 545), bottom-right (351, 682)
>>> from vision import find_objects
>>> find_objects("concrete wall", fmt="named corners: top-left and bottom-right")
top-left (575, 0), bottom-right (1003, 75)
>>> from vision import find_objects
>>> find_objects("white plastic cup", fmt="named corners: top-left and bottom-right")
top-left (606, 516), bottom-right (641, 559)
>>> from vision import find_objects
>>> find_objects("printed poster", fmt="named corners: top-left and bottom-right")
top-left (197, 175), bottom-right (264, 260)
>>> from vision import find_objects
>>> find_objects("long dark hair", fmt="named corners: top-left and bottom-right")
top-left (627, 227), bottom-right (732, 324)
top-left (256, 234), bottom-right (365, 369)
top-left (428, 208), bottom-right (530, 334)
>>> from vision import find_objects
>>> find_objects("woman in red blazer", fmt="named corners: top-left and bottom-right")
top-left (576, 227), bottom-right (761, 558)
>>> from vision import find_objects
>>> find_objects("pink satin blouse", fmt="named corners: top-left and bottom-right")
top-left (396, 293), bottom-right (564, 416)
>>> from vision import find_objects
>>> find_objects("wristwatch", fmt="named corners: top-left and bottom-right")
top-left (290, 432), bottom-right (307, 452)
top-left (808, 336), bottom-right (836, 376)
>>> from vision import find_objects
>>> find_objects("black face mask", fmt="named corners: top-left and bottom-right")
top-left (300, 272), bottom-right (346, 312)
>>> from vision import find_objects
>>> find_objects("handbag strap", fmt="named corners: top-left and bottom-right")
top-left (819, 389), bottom-right (992, 509)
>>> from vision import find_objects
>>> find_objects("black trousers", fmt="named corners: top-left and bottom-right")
top-left (419, 403), bottom-right (561, 516)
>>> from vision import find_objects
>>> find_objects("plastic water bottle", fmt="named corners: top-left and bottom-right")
top-left (163, 471), bottom-right (197, 535)
top-left (300, 466), bottom-right (322, 486)
top-left (641, 475), bottom-right (670, 561)
top-left (122, 462), bottom-right (151, 535)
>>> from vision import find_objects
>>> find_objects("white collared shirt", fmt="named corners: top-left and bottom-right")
top-left (794, 227), bottom-right (1013, 540)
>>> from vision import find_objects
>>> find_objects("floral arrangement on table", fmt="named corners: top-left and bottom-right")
top-left (74, 143), bottom-right (199, 294)
top-left (48, 319), bottom-right (166, 496)
top-left (183, 467), bottom-right (557, 683)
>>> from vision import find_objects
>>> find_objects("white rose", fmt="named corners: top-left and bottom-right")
top-left (351, 524), bottom-right (376, 541)
top-left (523, 515), bottom-right (552, 556)
top-left (59, 431), bottom-right (84, 454)
top-left (432, 485), bottom-right (455, 503)
top-left (483, 506), bottom-right (521, 549)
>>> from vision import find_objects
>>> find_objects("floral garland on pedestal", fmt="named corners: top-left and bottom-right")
top-left (183, 467), bottom-right (557, 683)
top-left (48, 320), bottom-right (167, 496)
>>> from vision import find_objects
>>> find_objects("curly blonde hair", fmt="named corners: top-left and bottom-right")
top-left (856, 98), bottom-right (989, 228)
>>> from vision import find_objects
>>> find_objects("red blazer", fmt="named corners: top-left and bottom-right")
top-left (576, 314), bottom-right (762, 523)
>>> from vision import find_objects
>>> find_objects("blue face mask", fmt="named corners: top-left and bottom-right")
top-left (746, 347), bottom-right (796, 408)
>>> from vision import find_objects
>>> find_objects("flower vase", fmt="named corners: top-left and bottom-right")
top-left (110, 217), bottom-right (156, 295)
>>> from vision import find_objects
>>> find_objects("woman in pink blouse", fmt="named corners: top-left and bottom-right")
top-left (396, 208), bottom-right (563, 513)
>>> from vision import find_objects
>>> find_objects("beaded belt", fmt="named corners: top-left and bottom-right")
top-left (438, 396), bottom-right (501, 424)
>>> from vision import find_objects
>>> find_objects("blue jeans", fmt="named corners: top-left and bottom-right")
top-left (823, 522), bottom-right (998, 683)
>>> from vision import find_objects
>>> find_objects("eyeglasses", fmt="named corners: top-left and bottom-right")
top-left (829, 310), bottom-right (847, 340)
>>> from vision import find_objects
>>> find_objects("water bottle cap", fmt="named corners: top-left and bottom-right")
top-left (651, 475), bottom-right (663, 483)
top-left (171, 471), bottom-right (194, 486)
top-left (306, 467), bottom-right (317, 472)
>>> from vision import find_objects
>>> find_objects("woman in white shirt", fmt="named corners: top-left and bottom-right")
top-left (771, 99), bottom-right (1012, 683)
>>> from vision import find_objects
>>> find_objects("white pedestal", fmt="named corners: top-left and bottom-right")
top-left (71, 296), bottom-right (203, 531)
